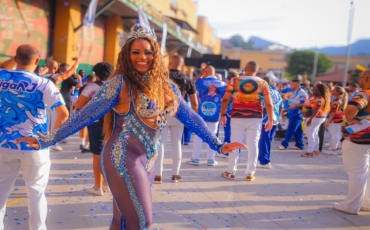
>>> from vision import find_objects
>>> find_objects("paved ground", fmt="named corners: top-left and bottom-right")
top-left (3, 130), bottom-right (370, 230)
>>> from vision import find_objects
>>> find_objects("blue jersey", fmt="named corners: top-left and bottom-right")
top-left (195, 76), bottom-right (226, 122)
top-left (287, 88), bottom-right (308, 118)
top-left (262, 86), bottom-right (282, 124)
top-left (0, 69), bottom-right (65, 152)
top-left (281, 87), bottom-right (292, 109)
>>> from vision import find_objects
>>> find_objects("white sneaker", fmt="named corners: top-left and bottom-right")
top-left (86, 187), bottom-right (103, 196)
top-left (51, 144), bottom-right (63, 151)
top-left (333, 202), bottom-right (358, 215)
top-left (278, 145), bottom-right (286, 150)
top-left (257, 163), bottom-right (271, 169)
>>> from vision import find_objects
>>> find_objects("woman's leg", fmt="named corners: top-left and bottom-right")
top-left (329, 123), bottom-right (341, 150)
top-left (305, 119), bottom-right (316, 153)
top-left (106, 165), bottom-right (153, 229)
top-left (169, 122), bottom-right (184, 175)
top-left (93, 154), bottom-right (103, 188)
top-left (313, 119), bottom-right (325, 152)
top-left (155, 126), bottom-right (169, 177)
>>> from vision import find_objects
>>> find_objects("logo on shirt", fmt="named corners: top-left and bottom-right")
top-left (239, 79), bottom-right (258, 94)
top-left (0, 79), bottom-right (38, 93)
top-left (201, 102), bottom-right (217, 116)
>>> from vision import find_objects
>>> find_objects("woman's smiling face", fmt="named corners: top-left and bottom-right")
top-left (130, 38), bottom-right (154, 74)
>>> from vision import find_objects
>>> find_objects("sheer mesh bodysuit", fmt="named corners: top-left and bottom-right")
top-left (37, 76), bottom-right (224, 230)
top-left (102, 100), bottom-right (159, 230)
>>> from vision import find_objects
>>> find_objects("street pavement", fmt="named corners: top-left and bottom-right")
top-left (4, 130), bottom-right (370, 230)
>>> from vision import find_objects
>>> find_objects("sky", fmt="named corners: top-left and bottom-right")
top-left (196, 0), bottom-right (370, 49)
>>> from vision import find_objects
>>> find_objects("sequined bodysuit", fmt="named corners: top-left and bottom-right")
top-left (38, 76), bottom-right (224, 230)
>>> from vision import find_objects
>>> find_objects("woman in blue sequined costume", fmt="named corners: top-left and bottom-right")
top-left (18, 23), bottom-right (245, 230)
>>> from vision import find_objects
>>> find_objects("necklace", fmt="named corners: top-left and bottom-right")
top-left (143, 72), bottom-right (150, 82)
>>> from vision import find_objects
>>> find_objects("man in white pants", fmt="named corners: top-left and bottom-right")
top-left (0, 45), bottom-right (68, 230)
top-left (220, 61), bottom-right (273, 181)
top-left (155, 55), bottom-right (198, 184)
top-left (333, 70), bottom-right (370, 215)
top-left (186, 65), bottom-right (226, 166)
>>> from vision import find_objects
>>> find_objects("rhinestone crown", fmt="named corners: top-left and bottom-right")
top-left (121, 20), bottom-right (157, 46)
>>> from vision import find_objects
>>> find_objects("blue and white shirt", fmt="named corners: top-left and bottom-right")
top-left (287, 88), bottom-right (308, 118)
top-left (281, 87), bottom-right (293, 109)
top-left (262, 86), bottom-right (282, 124)
top-left (0, 69), bottom-right (65, 152)
top-left (195, 76), bottom-right (226, 122)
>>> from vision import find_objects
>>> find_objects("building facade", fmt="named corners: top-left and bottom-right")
top-left (0, 0), bottom-right (220, 73)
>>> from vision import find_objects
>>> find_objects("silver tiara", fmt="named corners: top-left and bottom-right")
top-left (118, 20), bottom-right (157, 47)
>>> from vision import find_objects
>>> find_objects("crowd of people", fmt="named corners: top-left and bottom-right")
top-left (0, 21), bottom-right (369, 230)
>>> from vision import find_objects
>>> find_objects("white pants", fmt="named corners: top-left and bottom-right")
top-left (228, 118), bottom-right (262, 175)
top-left (156, 116), bottom-right (184, 176)
top-left (192, 121), bottom-right (219, 161)
top-left (305, 117), bottom-right (326, 153)
top-left (0, 151), bottom-right (51, 230)
top-left (342, 140), bottom-right (370, 211)
top-left (328, 123), bottom-right (342, 150)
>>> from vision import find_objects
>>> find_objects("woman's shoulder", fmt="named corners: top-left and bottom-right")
top-left (97, 76), bottom-right (124, 99)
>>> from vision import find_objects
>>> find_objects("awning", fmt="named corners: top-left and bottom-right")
top-left (167, 16), bottom-right (198, 33)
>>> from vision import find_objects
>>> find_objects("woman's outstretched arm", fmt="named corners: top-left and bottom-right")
top-left (21, 76), bottom-right (123, 149)
top-left (170, 83), bottom-right (223, 153)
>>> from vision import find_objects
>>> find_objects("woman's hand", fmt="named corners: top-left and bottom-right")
top-left (324, 121), bottom-right (330, 128)
top-left (15, 131), bottom-right (47, 149)
top-left (221, 142), bottom-right (247, 154)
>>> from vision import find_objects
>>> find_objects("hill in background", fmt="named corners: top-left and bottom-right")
top-left (221, 35), bottom-right (370, 56)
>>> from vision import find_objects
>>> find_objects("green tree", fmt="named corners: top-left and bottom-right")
top-left (350, 69), bottom-right (361, 83)
top-left (229, 35), bottom-right (245, 48)
top-left (286, 50), bottom-right (333, 77)
top-left (242, 40), bottom-right (255, 50)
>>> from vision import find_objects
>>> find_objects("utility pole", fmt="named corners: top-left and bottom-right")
top-left (343, 1), bottom-right (355, 87)
top-left (312, 46), bottom-right (319, 84)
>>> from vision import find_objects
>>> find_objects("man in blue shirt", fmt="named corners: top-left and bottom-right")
top-left (279, 79), bottom-right (308, 150)
top-left (258, 77), bottom-right (282, 168)
top-left (186, 65), bottom-right (226, 166)
top-left (0, 45), bottom-right (68, 230)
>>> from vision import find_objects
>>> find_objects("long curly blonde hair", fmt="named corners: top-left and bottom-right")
top-left (334, 86), bottom-right (348, 110)
top-left (103, 37), bottom-right (178, 141)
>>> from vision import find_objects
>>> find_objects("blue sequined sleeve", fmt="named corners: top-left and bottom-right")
top-left (38, 76), bottom-right (123, 149)
top-left (170, 83), bottom-right (224, 153)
